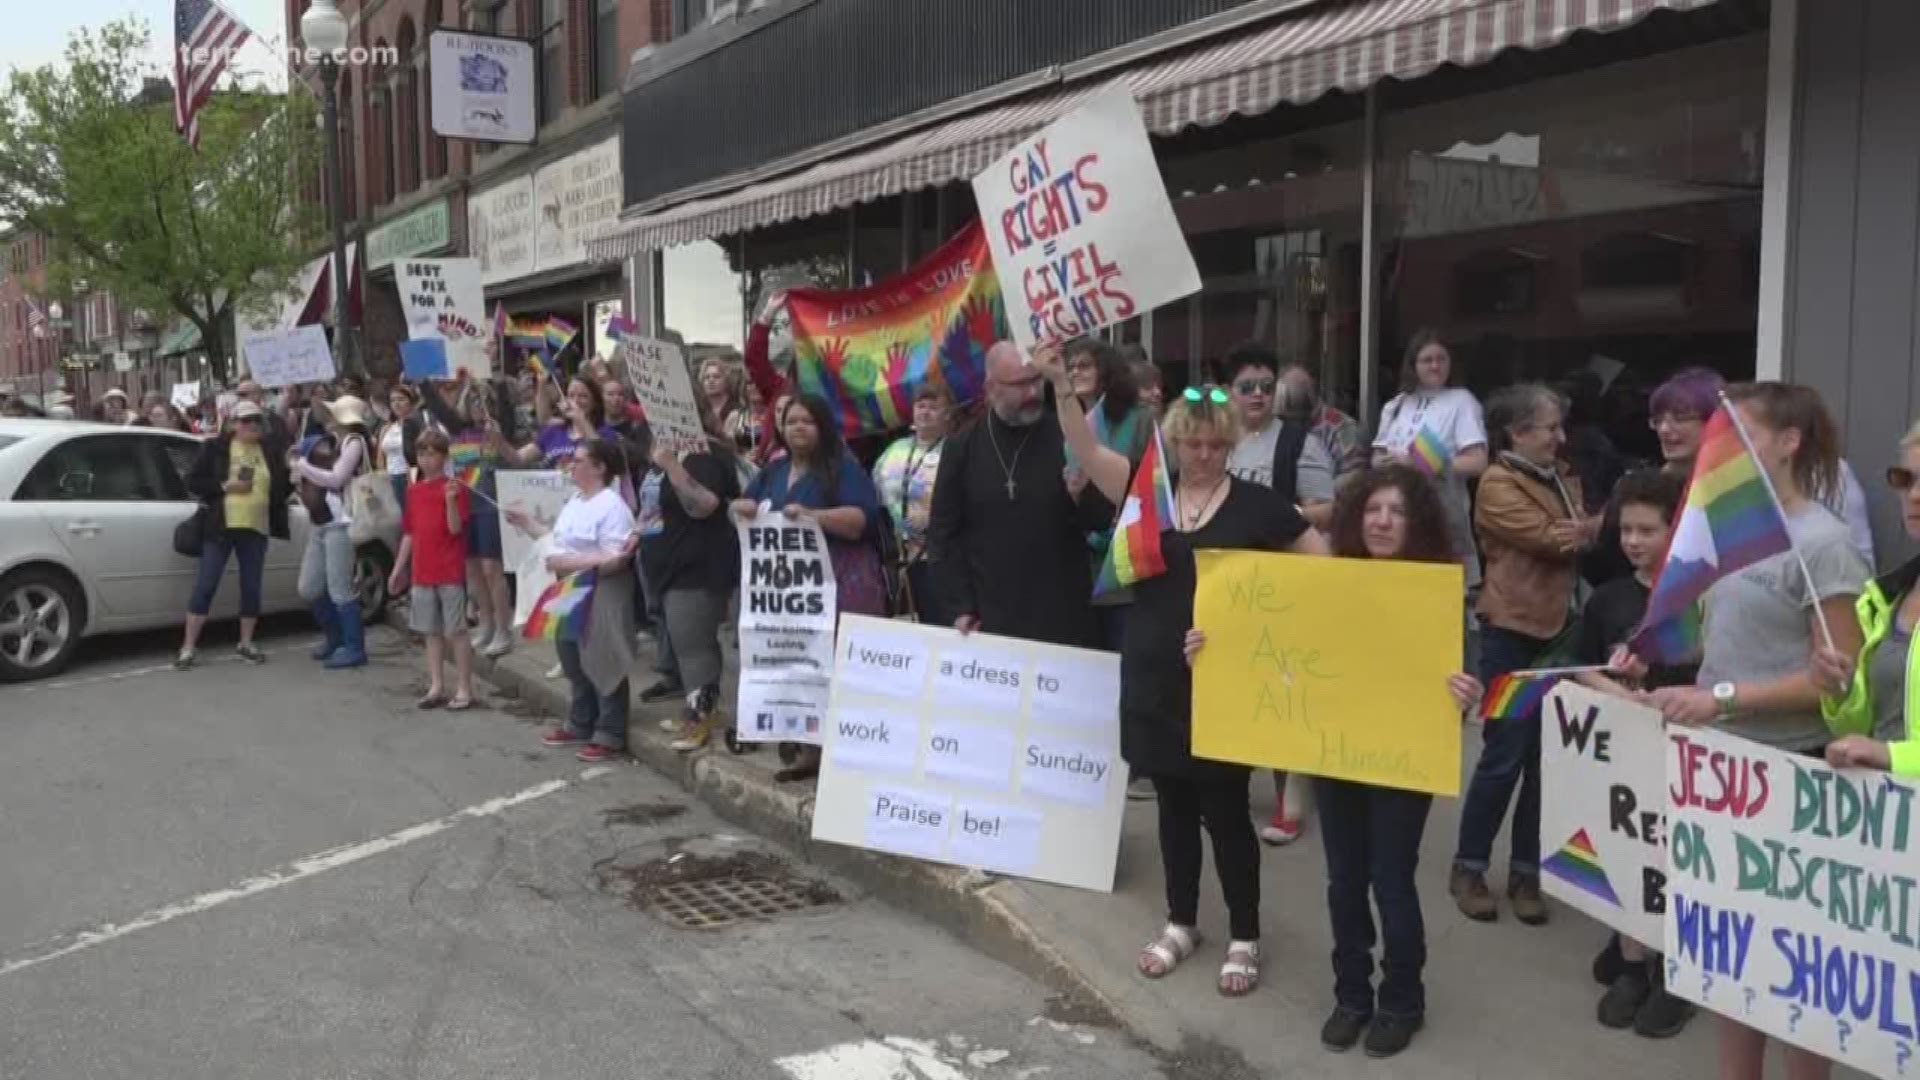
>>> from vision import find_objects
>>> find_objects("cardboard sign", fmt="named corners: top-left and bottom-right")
top-left (397, 258), bottom-right (490, 379)
top-left (1190, 551), bottom-right (1464, 796)
top-left (241, 325), bottom-right (335, 389)
top-left (735, 513), bottom-right (838, 746)
top-left (812, 615), bottom-right (1127, 892)
top-left (619, 335), bottom-right (707, 456)
top-left (1540, 684), bottom-right (1670, 944)
top-left (170, 382), bottom-right (201, 412)
top-left (1665, 727), bottom-right (1919, 1079)
top-left (971, 88), bottom-right (1201, 354)
top-left (494, 469), bottom-right (576, 572)
top-left (399, 338), bottom-right (450, 381)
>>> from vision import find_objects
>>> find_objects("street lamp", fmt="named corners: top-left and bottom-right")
top-left (302, 0), bottom-right (354, 377)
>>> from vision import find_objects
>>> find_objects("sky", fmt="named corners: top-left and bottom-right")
top-left (6, 0), bottom-right (292, 90)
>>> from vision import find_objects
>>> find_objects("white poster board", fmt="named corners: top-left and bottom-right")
top-left (812, 615), bottom-right (1127, 892)
top-left (170, 382), bottom-right (201, 412)
top-left (397, 258), bottom-right (490, 379)
top-left (1540, 684), bottom-right (1668, 945)
top-left (241, 325), bottom-right (335, 389)
top-left (1665, 726), bottom-right (1918, 1079)
top-left (734, 514), bottom-right (837, 745)
top-left (495, 469), bottom-right (576, 572)
top-left (971, 87), bottom-right (1200, 355)
top-left (620, 335), bottom-right (707, 456)
top-left (428, 30), bottom-right (536, 144)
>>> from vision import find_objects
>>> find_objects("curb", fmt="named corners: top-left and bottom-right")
top-left (426, 618), bottom-right (1138, 1036)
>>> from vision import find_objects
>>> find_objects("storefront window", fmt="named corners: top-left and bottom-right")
top-left (662, 240), bottom-right (746, 354)
top-left (1148, 102), bottom-right (1367, 408)
top-left (1374, 34), bottom-right (1766, 462)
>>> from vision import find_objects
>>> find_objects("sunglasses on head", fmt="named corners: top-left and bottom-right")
top-left (1183, 386), bottom-right (1230, 405)
top-left (1890, 466), bottom-right (1917, 492)
top-left (1234, 378), bottom-right (1276, 396)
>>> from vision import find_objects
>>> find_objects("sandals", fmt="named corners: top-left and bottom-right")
top-left (1218, 940), bottom-right (1261, 997)
top-left (1138, 924), bottom-right (1202, 979)
top-left (416, 692), bottom-right (448, 710)
top-left (446, 696), bottom-right (473, 712)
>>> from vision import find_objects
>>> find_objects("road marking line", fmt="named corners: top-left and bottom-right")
top-left (0, 766), bottom-right (612, 979)
top-left (10, 643), bottom-right (308, 695)
top-left (776, 1039), bottom-right (971, 1080)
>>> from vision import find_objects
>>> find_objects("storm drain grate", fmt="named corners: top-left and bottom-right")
top-left (649, 875), bottom-right (831, 930)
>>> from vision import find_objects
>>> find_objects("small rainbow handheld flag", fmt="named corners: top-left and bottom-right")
top-left (1631, 403), bottom-right (1794, 663)
top-left (1409, 427), bottom-right (1450, 476)
top-left (545, 317), bottom-right (578, 352)
top-left (1478, 671), bottom-right (1560, 722)
top-left (524, 570), bottom-right (596, 642)
top-left (1093, 430), bottom-right (1175, 597)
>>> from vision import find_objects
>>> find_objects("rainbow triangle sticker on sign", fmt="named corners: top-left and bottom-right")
top-left (1542, 829), bottom-right (1620, 907)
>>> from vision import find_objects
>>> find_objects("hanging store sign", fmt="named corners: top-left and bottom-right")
top-left (428, 30), bottom-right (536, 144)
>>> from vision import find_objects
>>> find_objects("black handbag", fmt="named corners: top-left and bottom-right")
top-left (173, 507), bottom-right (208, 558)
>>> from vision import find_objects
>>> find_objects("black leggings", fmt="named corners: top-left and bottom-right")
top-left (1152, 766), bottom-right (1260, 941)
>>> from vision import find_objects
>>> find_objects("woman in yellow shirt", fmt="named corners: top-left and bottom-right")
top-left (174, 402), bottom-right (291, 668)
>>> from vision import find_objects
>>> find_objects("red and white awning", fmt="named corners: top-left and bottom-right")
top-left (588, 0), bottom-right (1726, 258)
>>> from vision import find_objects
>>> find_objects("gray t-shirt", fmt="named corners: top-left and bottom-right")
top-left (1227, 421), bottom-right (1336, 503)
top-left (1869, 624), bottom-right (1912, 742)
top-left (1699, 503), bottom-right (1872, 750)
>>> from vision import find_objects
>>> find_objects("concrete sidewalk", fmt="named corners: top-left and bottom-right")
top-left (458, 630), bottom-right (1854, 1078)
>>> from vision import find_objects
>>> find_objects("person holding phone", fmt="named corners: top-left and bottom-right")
top-left (175, 401), bottom-right (290, 668)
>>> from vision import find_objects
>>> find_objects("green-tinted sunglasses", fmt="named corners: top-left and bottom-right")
top-left (1183, 385), bottom-right (1230, 405)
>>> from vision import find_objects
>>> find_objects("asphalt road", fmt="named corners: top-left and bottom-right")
top-left (0, 620), bottom-right (1187, 1080)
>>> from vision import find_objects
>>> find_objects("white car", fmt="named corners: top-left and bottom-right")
top-left (0, 419), bottom-right (396, 682)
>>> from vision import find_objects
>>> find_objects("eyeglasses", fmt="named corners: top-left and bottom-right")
top-left (1649, 413), bottom-right (1705, 430)
top-left (1889, 466), bottom-right (1916, 492)
top-left (1233, 378), bottom-right (1276, 396)
top-left (1183, 386), bottom-right (1230, 405)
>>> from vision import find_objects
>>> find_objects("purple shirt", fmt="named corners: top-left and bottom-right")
top-left (535, 421), bottom-right (617, 469)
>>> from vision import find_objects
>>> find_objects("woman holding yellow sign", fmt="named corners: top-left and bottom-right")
top-left (1037, 345), bottom-right (1325, 1001)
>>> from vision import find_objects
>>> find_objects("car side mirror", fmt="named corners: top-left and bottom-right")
top-left (58, 472), bottom-right (94, 498)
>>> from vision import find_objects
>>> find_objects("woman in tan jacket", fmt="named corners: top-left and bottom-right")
top-left (1450, 383), bottom-right (1597, 925)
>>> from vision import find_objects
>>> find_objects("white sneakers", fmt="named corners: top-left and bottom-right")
top-left (482, 629), bottom-right (515, 659)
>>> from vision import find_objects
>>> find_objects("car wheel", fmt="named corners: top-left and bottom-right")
top-left (0, 567), bottom-right (85, 683)
top-left (354, 543), bottom-right (393, 622)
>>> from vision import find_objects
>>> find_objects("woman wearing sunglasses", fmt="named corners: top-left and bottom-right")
top-left (1035, 347), bottom-right (1328, 998)
top-left (1813, 423), bottom-right (1920, 780)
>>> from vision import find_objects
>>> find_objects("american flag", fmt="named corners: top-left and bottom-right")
top-left (173, 0), bottom-right (252, 148)
top-left (25, 296), bottom-right (46, 339)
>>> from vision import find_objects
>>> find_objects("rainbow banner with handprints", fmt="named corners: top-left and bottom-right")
top-left (785, 221), bottom-right (1007, 438)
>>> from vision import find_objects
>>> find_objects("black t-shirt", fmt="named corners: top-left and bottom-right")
top-left (1576, 575), bottom-right (1699, 690)
top-left (642, 453), bottom-right (741, 596)
top-left (1122, 477), bottom-right (1309, 778)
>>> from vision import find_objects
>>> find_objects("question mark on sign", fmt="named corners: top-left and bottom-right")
top-left (1744, 988), bottom-right (1756, 1015)
top-left (1668, 957), bottom-right (1681, 985)
top-left (1788, 1004), bottom-right (1804, 1033)
top-left (1896, 1041), bottom-right (1912, 1074)
top-left (1837, 1020), bottom-right (1854, 1053)
top-left (1701, 973), bottom-right (1714, 997)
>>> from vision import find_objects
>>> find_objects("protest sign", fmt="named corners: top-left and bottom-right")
top-left (495, 469), bottom-right (576, 571)
top-left (170, 382), bottom-right (201, 412)
top-left (1540, 684), bottom-right (1669, 944)
top-left (735, 513), bottom-right (837, 745)
top-left (399, 338), bottom-right (450, 381)
top-left (1190, 550), bottom-right (1464, 796)
top-left (1665, 726), bottom-right (1918, 1078)
top-left (397, 258), bottom-right (490, 379)
top-left (619, 335), bottom-right (707, 456)
top-left (812, 614), bottom-right (1126, 892)
top-left (971, 88), bottom-right (1200, 355)
top-left (241, 325), bottom-right (335, 388)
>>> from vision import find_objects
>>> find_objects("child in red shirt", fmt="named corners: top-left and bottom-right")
top-left (389, 430), bottom-right (475, 708)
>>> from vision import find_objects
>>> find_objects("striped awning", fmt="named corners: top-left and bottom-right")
top-left (587, 0), bottom-right (1726, 258)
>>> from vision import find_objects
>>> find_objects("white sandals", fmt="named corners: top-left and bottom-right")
top-left (1137, 924), bottom-right (1202, 979)
top-left (1218, 940), bottom-right (1261, 997)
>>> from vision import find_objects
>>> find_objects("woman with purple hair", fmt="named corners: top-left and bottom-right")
top-left (1582, 367), bottom-right (1724, 586)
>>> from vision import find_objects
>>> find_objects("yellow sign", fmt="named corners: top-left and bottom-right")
top-left (1191, 550), bottom-right (1465, 796)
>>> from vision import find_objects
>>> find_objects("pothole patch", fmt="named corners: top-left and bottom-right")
top-left (596, 841), bottom-right (840, 930)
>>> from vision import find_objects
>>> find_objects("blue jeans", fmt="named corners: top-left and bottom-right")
top-left (298, 523), bottom-right (357, 604)
top-left (556, 638), bottom-right (629, 750)
top-left (189, 528), bottom-right (268, 617)
top-left (389, 473), bottom-right (408, 510)
top-left (1317, 777), bottom-right (1433, 1017)
top-left (1453, 626), bottom-right (1553, 877)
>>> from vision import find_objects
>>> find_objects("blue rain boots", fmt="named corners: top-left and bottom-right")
top-left (309, 599), bottom-right (340, 660)
top-left (323, 600), bottom-right (367, 669)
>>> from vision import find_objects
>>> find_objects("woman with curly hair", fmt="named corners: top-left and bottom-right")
top-left (1315, 464), bottom-right (1484, 1059)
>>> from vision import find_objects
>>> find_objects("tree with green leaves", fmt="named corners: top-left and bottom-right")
top-left (0, 19), bottom-right (325, 383)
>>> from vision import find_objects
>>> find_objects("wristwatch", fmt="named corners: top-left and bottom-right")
top-left (1711, 681), bottom-right (1739, 718)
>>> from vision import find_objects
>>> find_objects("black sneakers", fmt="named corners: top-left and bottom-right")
top-left (1598, 970), bottom-right (1651, 1028)
top-left (1364, 1014), bottom-right (1423, 1058)
top-left (1320, 1007), bottom-right (1369, 1052)
top-left (638, 678), bottom-right (683, 703)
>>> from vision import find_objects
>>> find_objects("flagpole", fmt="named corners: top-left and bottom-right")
top-left (1716, 391), bottom-right (1839, 651)
top-left (1508, 664), bottom-right (1612, 679)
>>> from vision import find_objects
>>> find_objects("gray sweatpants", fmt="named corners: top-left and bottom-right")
top-left (298, 523), bottom-right (357, 604)
top-left (663, 587), bottom-right (727, 691)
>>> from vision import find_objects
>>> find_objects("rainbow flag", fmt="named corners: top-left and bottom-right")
top-left (449, 437), bottom-right (487, 488)
top-left (545, 317), bottom-right (577, 352)
top-left (1631, 405), bottom-right (1793, 663)
top-left (523, 570), bottom-right (596, 642)
top-left (1542, 829), bottom-right (1621, 906)
top-left (1093, 430), bottom-right (1175, 597)
top-left (1478, 671), bottom-right (1558, 721)
top-left (1408, 426), bottom-right (1450, 476)
top-left (786, 220), bottom-right (1006, 437)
